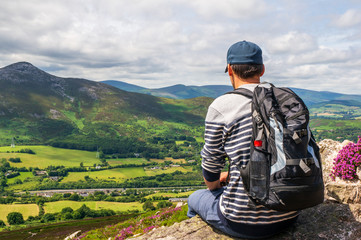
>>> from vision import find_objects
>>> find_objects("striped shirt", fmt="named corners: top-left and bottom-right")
top-left (201, 83), bottom-right (299, 225)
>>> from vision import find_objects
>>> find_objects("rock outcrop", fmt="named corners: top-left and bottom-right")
top-left (319, 139), bottom-right (361, 204)
top-left (130, 139), bottom-right (361, 240)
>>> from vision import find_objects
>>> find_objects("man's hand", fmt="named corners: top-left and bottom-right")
top-left (220, 171), bottom-right (229, 185)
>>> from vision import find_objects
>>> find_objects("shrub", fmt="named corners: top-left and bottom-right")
top-left (142, 200), bottom-right (155, 211)
top-left (0, 219), bottom-right (6, 227)
top-left (41, 213), bottom-right (56, 223)
top-left (8, 157), bottom-right (21, 163)
top-left (157, 200), bottom-right (172, 209)
top-left (72, 211), bottom-right (82, 219)
top-left (7, 212), bottom-right (25, 225)
top-left (331, 136), bottom-right (361, 180)
top-left (63, 212), bottom-right (73, 220)
top-left (61, 207), bottom-right (73, 214)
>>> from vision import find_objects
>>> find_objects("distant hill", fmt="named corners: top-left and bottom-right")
top-left (0, 62), bottom-right (212, 154)
top-left (101, 80), bottom-right (361, 108)
top-left (101, 80), bottom-right (146, 92)
top-left (101, 81), bottom-right (233, 99)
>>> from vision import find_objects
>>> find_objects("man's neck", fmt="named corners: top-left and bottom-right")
top-left (232, 76), bottom-right (260, 89)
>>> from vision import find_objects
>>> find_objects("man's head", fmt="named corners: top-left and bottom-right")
top-left (225, 41), bottom-right (264, 81)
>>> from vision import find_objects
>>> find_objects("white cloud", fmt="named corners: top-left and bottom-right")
top-left (266, 31), bottom-right (318, 54)
top-left (1, 0), bottom-right (361, 94)
top-left (287, 47), bottom-right (354, 65)
top-left (188, 0), bottom-right (268, 20)
top-left (333, 9), bottom-right (361, 28)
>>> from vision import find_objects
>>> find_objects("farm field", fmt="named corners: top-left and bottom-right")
top-left (0, 204), bottom-right (39, 224)
top-left (107, 158), bottom-right (151, 166)
top-left (61, 168), bottom-right (147, 183)
top-left (0, 145), bottom-right (101, 169)
top-left (144, 166), bottom-right (191, 176)
top-left (150, 157), bottom-right (187, 164)
top-left (43, 201), bottom-right (143, 213)
top-left (61, 166), bottom-right (192, 183)
top-left (6, 172), bottom-right (34, 184)
top-left (145, 190), bottom-right (194, 199)
top-left (310, 118), bottom-right (361, 130)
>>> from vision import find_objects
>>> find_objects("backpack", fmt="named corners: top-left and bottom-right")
top-left (227, 83), bottom-right (324, 211)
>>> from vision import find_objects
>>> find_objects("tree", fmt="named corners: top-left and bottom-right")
top-left (157, 200), bottom-right (172, 209)
top-left (61, 207), bottom-right (73, 214)
top-left (0, 219), bottom-right (6, 227)
top-left (7, 212), bottom-right (24, 225)
top-left (41, 213), bottom-right (56, 223)
top-left (69, 193), bottom-right (80, 201)
top-left (142, 200), bottom-right (155, 211)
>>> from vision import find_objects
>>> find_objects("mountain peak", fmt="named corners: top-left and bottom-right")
top-left (0, 61), bottom-right (56, 85)
top-left (2, 61), bottom-right (41, 73)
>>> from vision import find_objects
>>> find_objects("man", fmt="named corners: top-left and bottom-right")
top-left (187, 41), bottom-right (299, 239)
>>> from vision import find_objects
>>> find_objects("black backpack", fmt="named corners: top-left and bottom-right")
top-left (227, 83), bottom-right (324, 211)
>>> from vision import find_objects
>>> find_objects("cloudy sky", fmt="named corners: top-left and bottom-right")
top-left (1, 0), bottom-right (361, 94)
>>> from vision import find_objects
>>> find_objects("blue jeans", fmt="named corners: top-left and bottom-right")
top-left (188, 188), bottom-right (297, 239)
top-left (187, 188), bottom-right (254, 239)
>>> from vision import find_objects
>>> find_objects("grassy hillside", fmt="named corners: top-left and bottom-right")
top-left (0, 146), bottom-right (100, 169)
top-left (0, 62), bottom-right (211, 159)
top-left (310, 118), bottom-right (361, 142)
top-left (43, 201), bottom-right (143, 214)
top-left (0, 204), bottom-right (39, 224)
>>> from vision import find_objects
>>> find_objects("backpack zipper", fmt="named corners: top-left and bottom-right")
top-left (286, 110), bottom-right (309, 121)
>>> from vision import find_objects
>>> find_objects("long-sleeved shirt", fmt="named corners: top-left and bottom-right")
top-left (201, 83), bottom-right (299, 225)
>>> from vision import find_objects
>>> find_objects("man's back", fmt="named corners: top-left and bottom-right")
top-left (202, 83), bottom-right (299, 225)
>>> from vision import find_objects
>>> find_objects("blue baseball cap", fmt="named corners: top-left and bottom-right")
top-left (225, 41), bottom-right (263, 72)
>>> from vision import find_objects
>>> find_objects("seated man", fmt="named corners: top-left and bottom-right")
top-left (187, 41), bottom-right (298, 239)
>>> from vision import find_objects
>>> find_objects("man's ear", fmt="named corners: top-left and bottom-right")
top-left (260, 64), bottom-right (265, 77)
top-left (228, 64), bottom-right (233, 76)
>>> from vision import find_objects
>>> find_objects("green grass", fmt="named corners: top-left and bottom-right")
top-left (61, 166), bottom-right (192, 182)
top-left (7, 180), bottom-right (39, 191)
top-left (62, 111), bottom-right (85, 129)
top-left (0, 145), bottom-right (101, 169)
top-left (43, 201), bottom-right (143, 214)
top-left (144, 166), bottom-right (191, 176)
top-left (107, 158), bottom-right (151, 166)
top-left (61, 168), bottom-right (147, 183)
top-left (145, 191), bottom-right (194, 199)
top-left (6, 172), bottom-right (34, 184)
top-left (310, 118), bottom-right (361, 130)
top-left (0, 204), bottom-right (39, 224)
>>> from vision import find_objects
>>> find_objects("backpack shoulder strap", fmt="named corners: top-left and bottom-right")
top-left (225, 87), bottom-right (253, 98)
top-left (223, 87), bottom-right (254, 187)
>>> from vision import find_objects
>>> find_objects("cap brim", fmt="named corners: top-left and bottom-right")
top-left (225, 66), bottom-right (228, 73)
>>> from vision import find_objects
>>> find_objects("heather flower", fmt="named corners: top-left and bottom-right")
top-left (143, 225), bottom-right (156, 233)
top-left (330, 136), bottom-right (361, 181)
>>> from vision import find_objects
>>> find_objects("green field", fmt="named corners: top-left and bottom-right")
top-left (44, 201), bottom-right (142, 213)
top-left (310, 118), bottom-right (361, 130)
top-left (0, 204), bottom-right (39, 224)
top-left (6, 172), bottom-right (34, 184)
top-left (144, 166), bottom-right (191, 176)
top-left (145, 190), bottom-right (194, 199)
top-left (61, 168), bottom-right (147, 183)
top-left (61, 166), bottom-right (192, 182)
top-left (107, 158), bottom-right (151, 166)
top-left (0, 145), bottom-right (101, 169)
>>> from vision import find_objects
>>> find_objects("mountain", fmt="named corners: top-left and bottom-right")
top-left (101, 80), bottom-right (146, 92)
top-left (0, 62), bottom-right (212, 154)
top-left (101, 80), bottom-right (361, 108)
top-left (100, 81), bottom-right (233, 99)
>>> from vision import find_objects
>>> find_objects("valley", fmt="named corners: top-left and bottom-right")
top-left (1, 62), bottom-right (361, 235)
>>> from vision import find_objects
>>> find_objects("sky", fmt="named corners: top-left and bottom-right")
top-left (1, 0), bottom-right (361, 94)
